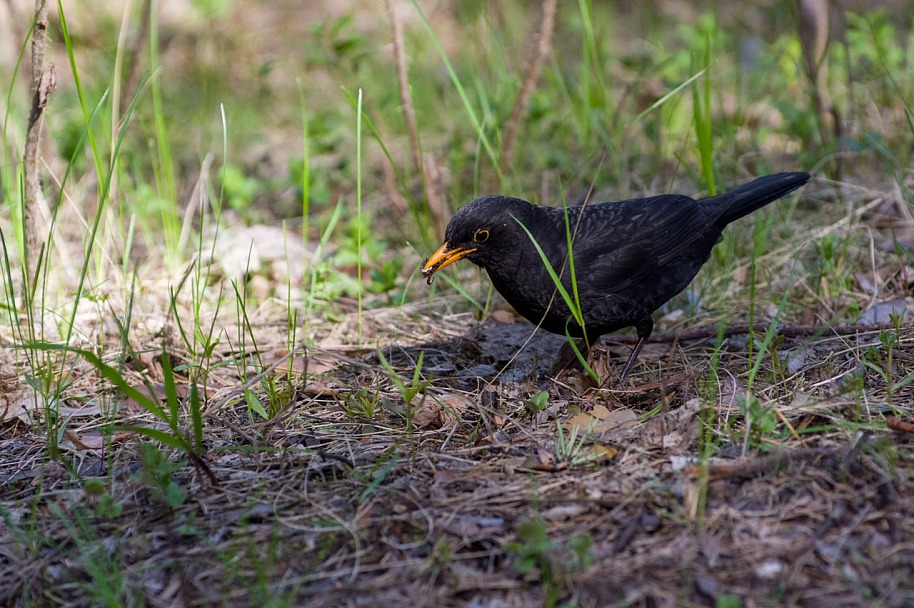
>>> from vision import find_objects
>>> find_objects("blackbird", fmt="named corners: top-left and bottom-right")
top-left (421, 172), bottom-right (811, 382)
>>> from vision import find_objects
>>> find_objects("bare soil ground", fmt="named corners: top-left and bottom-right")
top-left (2, 281), bottom-right (913, 606)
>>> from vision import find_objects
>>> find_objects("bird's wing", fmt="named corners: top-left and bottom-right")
top-left (551, 194), bottom-right (716, 295)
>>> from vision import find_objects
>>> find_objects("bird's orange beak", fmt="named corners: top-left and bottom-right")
top-left (421, 242), bottom-right (476, 285)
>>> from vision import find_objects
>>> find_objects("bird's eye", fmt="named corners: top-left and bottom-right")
top-left (473, 229), bottom-right (489, 243)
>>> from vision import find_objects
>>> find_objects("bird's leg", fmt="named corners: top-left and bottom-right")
top-left (616, 318), bottom-right (653, 385)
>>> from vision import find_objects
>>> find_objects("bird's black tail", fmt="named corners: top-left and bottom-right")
top-left (707, 172), bottom-right (811, 227)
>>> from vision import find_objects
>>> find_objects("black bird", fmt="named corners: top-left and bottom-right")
top-left (422, 172), bottom-right (811, 382)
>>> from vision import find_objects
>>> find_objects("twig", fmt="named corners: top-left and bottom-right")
top-left (886, 416), bottom-right (914, 434)
top-left (423, 152), bottom-right (447, 238)
top-left (385, 0), bottom-right (421, 176)
top-left (23, 0), bottom-right (56, 302)
top-left (606, 321), bottom-right (910, 346)
top-left (797, 0), bottom-right (840, 145)
top-left (682, 445), bottom-right (850, 479)
top-left (118, 0), bottom-right (152, 113)
top-left (502, 0), bottom-right (557, 170)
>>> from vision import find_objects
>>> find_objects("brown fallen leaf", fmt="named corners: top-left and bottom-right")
top-left (887, 416), bottom-right (914, 434)
top-left (413, 401), bottom-right (446, 429)
top-left (589, 443), bottom-right (620, 461)
top-left (490, 308), bottom-right (517, 323)
top-left (60, 429), bottom-right (132, 452)
top-left (433, 469), bottom-right (463, 484)
top-left (413, 393), bottom-right (471, 429)
top-left (566, 404), bottom-right (638, 434)
top-left (0, 387), bottom-right (46, 424)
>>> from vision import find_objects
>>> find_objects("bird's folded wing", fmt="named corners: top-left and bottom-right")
top-left (562, 194), bottom-right (714, 295)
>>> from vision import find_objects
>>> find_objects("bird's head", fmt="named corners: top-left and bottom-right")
top-left (421, 195), bottom-right (531, 284)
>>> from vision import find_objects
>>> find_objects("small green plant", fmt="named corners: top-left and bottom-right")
top-left (377, 349), bottom-right (431, 433)
top-left (767, 334), bottom-right (788, 388)
top-left (524, 390), bottom-right (550, 416)
top-left (306, 13), bottom-right (369, 72)
top-left (134, 441), bottom-right (188, 509)
top-left (504, 519), bottom-right (595, 608)
top-left (554, 419), bottom-right (599, 467)
top-left (30, 343), bottom-right (215, 485)
top-left (82, 477), bottom-right (124, 519)
top-left (505, 519), bottom-right (560, 606)
top-left (812, 234), bottom-right (851, 297)
top-left (343, 386), bottom-right (382, 420)
top-left (357, 447), bottom-right (401, 504)
top-left (569, 533), bottom-right (595, 569)
top-left (50, 501), bottom-right (130, 606)
top-left (368, 258), bottom-right (405, 302)
top-left (244, 377), bottom-right (293, 422)
top-left (861, 312), bottom-right (907, 403)
top-left (739, 393), bottom-right (778, 451)
top-left (177, 511), bottom-right (200, 537)
top-left (429, 537), bottom-right (455, 577)
top-left (229, 276), bottom-right (293, 421)
top-left (245, 388), bottom-right (269, 420)
top-left (715, 594), bottom-right (743, 608)
top-left (220, 164), bottom-right (263, 214)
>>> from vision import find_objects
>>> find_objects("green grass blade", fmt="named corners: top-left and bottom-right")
top-left (356, 88), bottom-right (364, 348)
top-left (512, 217), bottom-right (585, 331)
top-left (160, 351), bottom-right (180, 427)
top-left (115, 425), bottom-right (189, 451)
top-left (410, 0), bottom-right (503, 183)
top-left (564, 324), bottom-right (598, 382)
top-left (189, 382), bottom-right (203, 452)
top-left (26, 342), bottom-right (169, 421)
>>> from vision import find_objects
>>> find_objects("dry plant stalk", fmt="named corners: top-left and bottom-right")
top-left (502, 0), bottom-right (557, 171)
top-left (385, 0), bottom-right (449, 237)
top-left (683, 446), bottom-right (851, 480)
top-left (608, 320), bottom-right (909, 346)
top-left (423, 152), bottom-right (447, 238)
top-left (797, 0), bottom-right (841, 142)
top-left (887, 416), bottom-right (914, 434)
top-left (385, 0), bottom-right (421, 176)
top-left (23, 0), bottom-right (56, 300)
top-left (118, 0), bottom-right (152, 113)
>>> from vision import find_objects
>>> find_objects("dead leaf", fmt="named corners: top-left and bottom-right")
top-left (354, 500), bottom-right (373, 530)
top-left (304, 353), bottom-right (338, 375)
top-left (887, 416), bottom-right (914, 434)
top-left (589, 443), bottom-right (619, 461)
top-left (597, 398), bottom-right (701, 451)
top-left (859, 299), bottom-right (912, 325)
top-left (414, 393), bottom-right (470, 429)
top-left (566, 405), bottom-right (638, 434)
top-left (0, 387), bottom-right (45, 424)
top-left (413, 401), bottom-right (446, 429)
top-left (58, 404), bottom-right (103, 417)
top-left (854, 272), bottom-right (879, 296)
top-left (476, 429), bottom-right (508, 445)
top-left (59, 429), bottom-right (131, 452)
top-left (490, 309), bottom-right (516, 324)
top-left (542, 504), bottom-right (587, 521)
top-left (433, 469), bottom-right (462, 484)
top-left (441, 515), bottom-right (505, 538)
